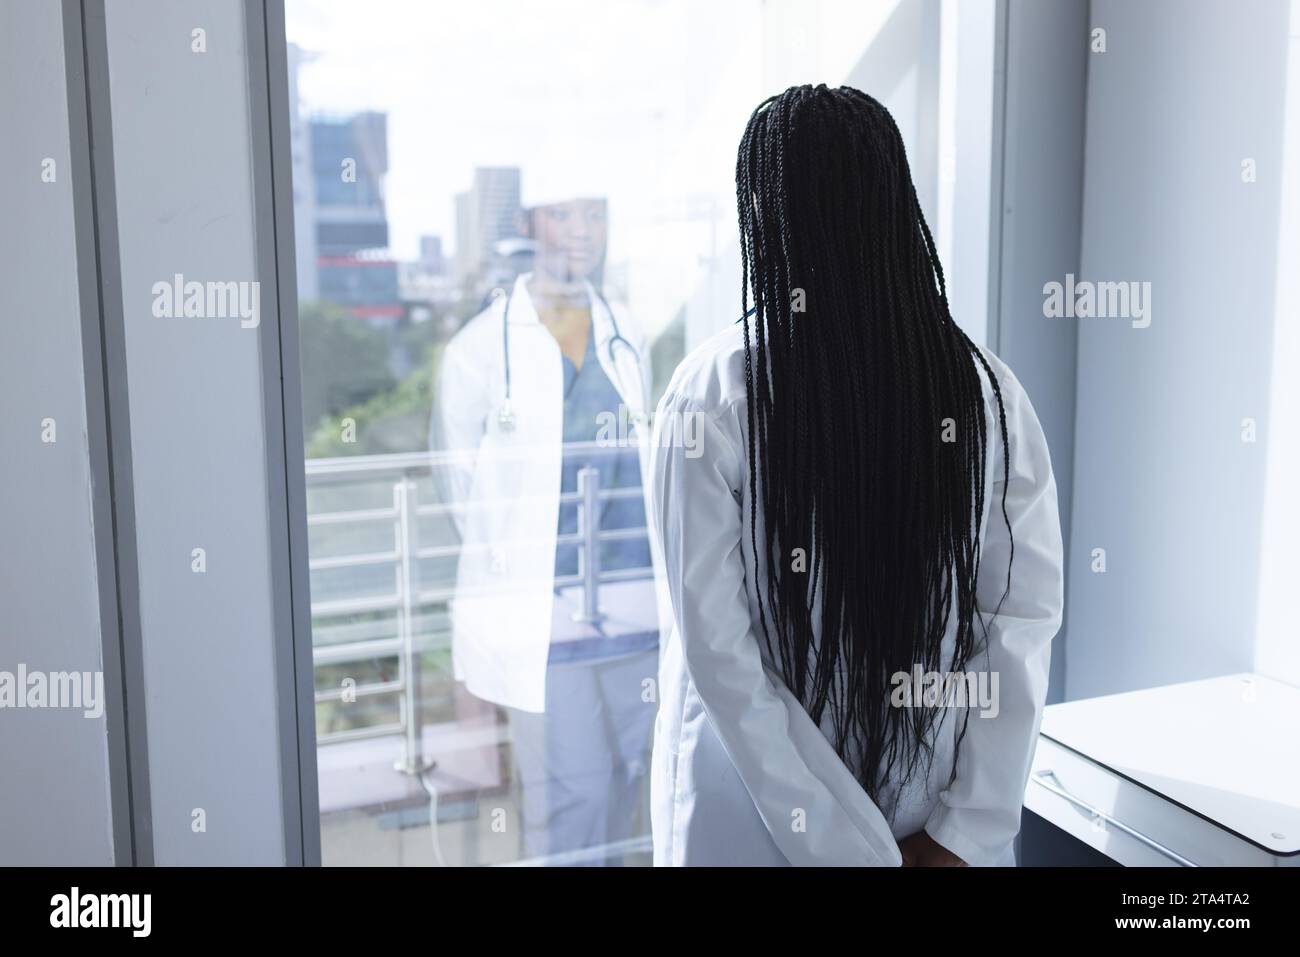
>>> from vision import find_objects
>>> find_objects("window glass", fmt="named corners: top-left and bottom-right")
top-left (286, 0), bottom-right (953, 866)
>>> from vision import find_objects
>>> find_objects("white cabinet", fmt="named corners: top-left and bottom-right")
top-left (1024, 674), bottom-right (1300, 866)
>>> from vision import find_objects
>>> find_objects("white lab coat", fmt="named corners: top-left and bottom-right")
top-left (647, 322), bottom-right (1064, 866)
top-left (433, 274), bottom-right (653, 714)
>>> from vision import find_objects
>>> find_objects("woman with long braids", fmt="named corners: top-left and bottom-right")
top-left (647, 85), bottom-right (1064, 866)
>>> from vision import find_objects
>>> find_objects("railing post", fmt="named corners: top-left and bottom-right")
top-left (394, 477), bottom-right (431, 774)
top-left (573, 466), bottom-right (604, 623)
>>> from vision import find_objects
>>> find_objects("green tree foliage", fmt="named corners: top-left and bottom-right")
top-left (306, 344), bottom-right (442, 458)
top-left (298, 300), bottom-right (396, 435)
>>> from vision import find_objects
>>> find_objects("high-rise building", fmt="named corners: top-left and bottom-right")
top-left (454, 190), bottom-right (474, 281)
top-left (419, 235), bottom-right (446, 275)
top-left (454, 167), bottom-right (522, 283)
top-left (282, 51), bottom-right (398, 319)
top-left (309, 111), bottom-right (400, 319)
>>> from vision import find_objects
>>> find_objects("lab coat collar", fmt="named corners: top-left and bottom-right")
top-left (505, 273), bottom-right (540, 325)
top-left (507, 272), bottom-right (619, 350)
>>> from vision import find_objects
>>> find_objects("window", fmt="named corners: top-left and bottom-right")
top-left (286, 0), bottom-right (959, 866)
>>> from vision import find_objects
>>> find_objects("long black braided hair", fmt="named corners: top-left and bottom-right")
top-left (736, 84), bottom-right (1013, 812)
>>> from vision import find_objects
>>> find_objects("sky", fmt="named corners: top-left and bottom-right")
top-left (285, 0), bottom-right (762, 263)
top-left (281, 0), bottom-right (914, 342)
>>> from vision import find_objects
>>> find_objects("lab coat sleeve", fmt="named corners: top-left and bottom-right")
top-left (923, 371), bottom-right (1064, 866)
top-left (650, 392), bottom-right (903, 867)
top-left (430, 339), bottom-right (489, 541)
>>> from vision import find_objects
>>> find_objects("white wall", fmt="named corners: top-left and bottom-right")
top-left (1068, 0), bottom-right (1295, 698)
top-left (0, 0), bottom-right (117, 865)
top-left (1254, 0), bottom-right (1300, 685)
top-left (992, 0), bottom-right (1088, 703)
top-left (937, 0), bottom-right (1000, 350)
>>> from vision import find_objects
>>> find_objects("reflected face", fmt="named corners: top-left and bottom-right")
top-left (530, 198), bottom-right (607, 282)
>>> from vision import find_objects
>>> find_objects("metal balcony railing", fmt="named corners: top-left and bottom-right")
top-left (304, 444), bottom-right (654, 775)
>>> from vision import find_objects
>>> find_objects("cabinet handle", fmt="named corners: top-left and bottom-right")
top-left (1031, 769), bottom-right (1197, 867)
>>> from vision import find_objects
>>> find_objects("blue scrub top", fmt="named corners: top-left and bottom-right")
top-left (551, 330), bottom-right (657, 664)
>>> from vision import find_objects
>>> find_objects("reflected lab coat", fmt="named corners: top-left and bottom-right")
top-left (647, 323), bottom-right (1065, 866)
top-left (433, 274), bottom-right (653, 714)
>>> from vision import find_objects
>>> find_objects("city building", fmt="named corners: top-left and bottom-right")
top-left (453, 167), bottom-right (522, 285)
top-left (309, 111), bottom-right (401, 321)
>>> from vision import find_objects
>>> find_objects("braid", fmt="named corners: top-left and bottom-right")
top-left (735, 85), bottom-right (1014, 810)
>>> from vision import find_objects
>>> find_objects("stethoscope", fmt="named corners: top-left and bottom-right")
top-left (496, 283), bottom-right (641, 432)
